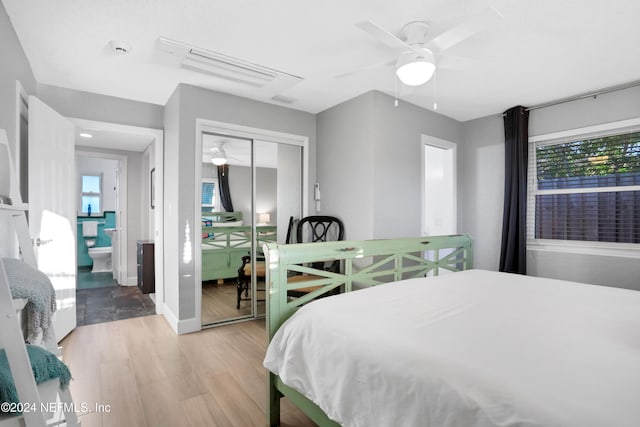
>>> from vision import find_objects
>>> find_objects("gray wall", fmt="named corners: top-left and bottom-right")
top-left (371, 91), bottom-right (462, 239)
top-left (460, 114), bottom-right (504, 270)
top-left (37, 84), bottom-right (164, 129)
top-left (317, 90), bottom-right (462, 241)
top-left (228, 165), bottom-right (277, 225)
top-left (317, 92), bottom-right (375, 240)
top-left (458, 85), bottom-right (640, 290)
top-left (163, 88), bottom-right (181, 316)
top-left (164, 84), bottom-right (316, 323)
top-left (0, 3), bottom-right (35, 154)
top-left (0, 3), bottom-right (36, 258)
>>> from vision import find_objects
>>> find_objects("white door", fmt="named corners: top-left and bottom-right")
top-left (28, 96), bottom-right (77, 342)
top-left (422, 136), bottom-right (457, 275)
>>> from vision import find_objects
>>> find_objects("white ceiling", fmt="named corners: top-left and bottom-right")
top-left (4, 0), bottom-right (640, 122)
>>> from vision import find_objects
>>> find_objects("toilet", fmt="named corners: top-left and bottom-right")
top-left (88, 246), bottom-right (112, 273)
top-left (82, 220), bottom-right (113, 273)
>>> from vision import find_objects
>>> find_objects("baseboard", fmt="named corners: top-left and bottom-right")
top-left (162, 304), bottom-right (200, 335)
top-left (122, 276), bottom-right (137, 286)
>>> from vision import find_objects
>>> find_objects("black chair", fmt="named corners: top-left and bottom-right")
top-left (236, 216), bottom-right (298, 309)
top-left (296, 215), bottom-right (345, 273)
top-left (288, 215), bottom-right (345, 298)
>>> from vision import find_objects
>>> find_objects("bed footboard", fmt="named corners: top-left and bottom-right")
top-left (263, 234), bottom-right (473, 425)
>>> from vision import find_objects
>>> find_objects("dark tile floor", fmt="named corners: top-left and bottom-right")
top-left (76, 269), bottom-right (156, 326)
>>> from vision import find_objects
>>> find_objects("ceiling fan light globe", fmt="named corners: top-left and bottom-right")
top-left (396, 51), bottom-right (435, 86)
top-left (211, 157), bottom-right (227, 166)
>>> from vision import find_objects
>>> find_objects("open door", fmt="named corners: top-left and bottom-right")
top-left (28, 96), bottom-right (77, 342)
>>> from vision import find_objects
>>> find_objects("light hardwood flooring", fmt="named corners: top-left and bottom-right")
top-left (201, 280), bottom-right (265, 325)
top-left (60, 315), bottom-right (315, 427)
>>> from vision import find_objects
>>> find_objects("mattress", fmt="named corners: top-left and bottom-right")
top-left (264, 269), bottom-right (640, 427)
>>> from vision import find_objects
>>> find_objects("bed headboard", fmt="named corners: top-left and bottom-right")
top-left (264, 234), bottom-right (473, 340)
top-left (201, 211), bottom-right (243, 223)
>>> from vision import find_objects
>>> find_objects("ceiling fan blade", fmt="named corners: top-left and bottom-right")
top-left (334, 59), bottom-right (395, 79)
top-left (425, 7), bottom-right (502, 52)
top-left (356, 20), bottom-right (410, 52)
top-left (436, 53), bottom-right (483, 70)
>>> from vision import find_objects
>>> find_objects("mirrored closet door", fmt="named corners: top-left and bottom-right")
top-left (199, 131), bottom-right (304, 326)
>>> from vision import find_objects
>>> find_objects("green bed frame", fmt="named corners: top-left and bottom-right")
top-left (202, 224), bottom-right (277, 281)
top-left (263, 234), bottom-right (473, 427)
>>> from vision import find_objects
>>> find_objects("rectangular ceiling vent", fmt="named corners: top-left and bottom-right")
top-left (157, 37), bottom-right (302, 94)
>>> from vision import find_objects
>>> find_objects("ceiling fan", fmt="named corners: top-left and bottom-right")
top-left (203, 141), bottom-right (246, 166)
top-left (355, 7), bottom-right (502, 86)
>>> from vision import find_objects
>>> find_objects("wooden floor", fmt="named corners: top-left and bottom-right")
top-left (60, 315), bottom-right (316, 427)
top-left (201, 280), bottom-right (265, 325)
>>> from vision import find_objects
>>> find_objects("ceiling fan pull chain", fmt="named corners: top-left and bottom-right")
top-left (433, 70), bottom-right (438, 110)
top-left (394, 76), bottom-right (399, 107)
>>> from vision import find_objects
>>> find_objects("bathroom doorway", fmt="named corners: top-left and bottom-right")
top-left (73, 121), bottom-right (161, 325)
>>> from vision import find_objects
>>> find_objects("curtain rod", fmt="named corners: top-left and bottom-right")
top-left (525, 80), bottom-right (640, 112)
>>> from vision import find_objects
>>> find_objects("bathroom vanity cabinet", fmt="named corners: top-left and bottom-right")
top-left (136, 240), bottom-right (155, 294)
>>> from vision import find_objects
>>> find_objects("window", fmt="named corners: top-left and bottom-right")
top-left (528, 125), bottom-right (640, 245)
top-left (80, 174), bottom-right (102, 215)
top-left (201, 178), bottom-right (220, 211)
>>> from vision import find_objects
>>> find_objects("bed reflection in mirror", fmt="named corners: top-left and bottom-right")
top-left (200, 133), bottom-right (302, 325)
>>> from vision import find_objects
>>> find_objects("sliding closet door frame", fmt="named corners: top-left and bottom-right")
top-left (195, 119), bottom-right (309, 327)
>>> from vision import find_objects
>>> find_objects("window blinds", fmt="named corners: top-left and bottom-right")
top-left (528, 130), bottom-right (640, 243)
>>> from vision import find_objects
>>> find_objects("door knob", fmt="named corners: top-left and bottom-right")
top-left (34, 237), bottom-right (53, 246)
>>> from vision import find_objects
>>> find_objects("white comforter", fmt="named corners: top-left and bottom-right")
top-left (264, 269), bottom-right (640, 427)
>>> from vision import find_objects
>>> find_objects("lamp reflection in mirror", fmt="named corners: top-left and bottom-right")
top-left (396, 50), bottom-right (435, 86)
top-left (258, 212), bottom-right (271, 225)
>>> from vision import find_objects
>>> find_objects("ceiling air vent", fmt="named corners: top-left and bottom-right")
top-left (156, 37), bottom-right (302, 94)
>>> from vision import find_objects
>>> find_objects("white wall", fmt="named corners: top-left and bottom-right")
top-left (75, 156), bottom-right (118, 214)
top-left (459, 86), bottom-right (640, 290)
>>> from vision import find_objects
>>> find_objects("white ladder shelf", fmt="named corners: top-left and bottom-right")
top-left (0, 141), bottom-right (80, 426)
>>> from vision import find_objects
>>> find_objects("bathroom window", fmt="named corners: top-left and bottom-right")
top-left (81, 174), bottom-right (102, 216)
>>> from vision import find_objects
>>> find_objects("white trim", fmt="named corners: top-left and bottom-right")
top-left (194, 118), bottom-right (310, 327)
top-left (528, 239), bottom-right (640, 259)
top-left (71, 119), bottom-right (164, 316)
top-left (14, 81), bottom-right (27, 197)
top-left (76, 150), bottom-right (128, 284)
top-left (124, 276), bottom-right (138, 286)
top-left (420, 135), bottom-right (457, 236)
top-left (536, 185), bottom-right (640, 195)
top-left (161, 304), bottom-right (201, 335)
top-left (530, 117), bottom-right (640, 143)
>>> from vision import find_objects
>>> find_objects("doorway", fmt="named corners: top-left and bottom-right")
top-left (422, 135), bottom-right (457, 236)
top-left (196, 120), bottom-right (309, 327)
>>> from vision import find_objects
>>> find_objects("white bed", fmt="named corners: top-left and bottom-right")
top-left (264, 269), bottom-right (640, 427)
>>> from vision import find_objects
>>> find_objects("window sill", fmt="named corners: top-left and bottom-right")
top-left (527, 239), bottom-right (640, 259)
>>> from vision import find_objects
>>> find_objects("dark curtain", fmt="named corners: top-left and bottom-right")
top-left (499, 105), bottom-right (529, 274)
top-left (217, 165), bottom-right (234, 212)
